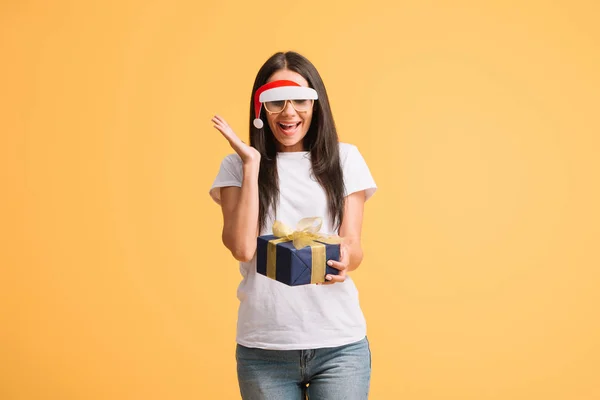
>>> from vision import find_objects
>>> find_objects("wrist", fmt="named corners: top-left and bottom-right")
top-left (242, 161), bottom-right (260, 175)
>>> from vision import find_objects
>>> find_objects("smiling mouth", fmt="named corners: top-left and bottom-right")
top-left (278, 121), bottom-right (301, 134)
top-left (278, 122), bottom-right (301, 129)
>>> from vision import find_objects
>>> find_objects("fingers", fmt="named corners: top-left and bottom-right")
top-left (326, 259), bottom-right (347, 271)
top-left (211, 115), bottom-right (229, 131)
top-left (321, 271), bottom-right (346, 285)
top-left (318, 258), bottom-right (348, 285)
top-left (211, 114), bottom-right (226, 127)
top-left (212, 115), bottom-right (238, 142)
top-left (212, 114), bottom-right (230, 125)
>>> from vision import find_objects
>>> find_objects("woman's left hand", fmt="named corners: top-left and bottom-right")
top-left (320, 242), bottom-right (349, 285)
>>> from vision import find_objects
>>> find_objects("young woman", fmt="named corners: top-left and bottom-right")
top-left (209, 51), bottom-right (377, 400)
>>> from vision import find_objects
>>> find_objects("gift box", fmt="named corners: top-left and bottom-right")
top-left (256, 217), bottom-right (341, 286)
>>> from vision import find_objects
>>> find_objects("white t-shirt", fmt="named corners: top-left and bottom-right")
top-left (209, 142), bottom-right (377, 350)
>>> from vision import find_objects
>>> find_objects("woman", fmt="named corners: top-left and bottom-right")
top-left (210, 51), bottom-right (377, 400)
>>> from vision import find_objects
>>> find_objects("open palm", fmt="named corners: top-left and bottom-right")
top-left (212, 115), bottom-right (261, 164)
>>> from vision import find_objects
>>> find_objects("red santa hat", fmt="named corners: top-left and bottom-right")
top-left (253, 80), bottom-right (318, 129)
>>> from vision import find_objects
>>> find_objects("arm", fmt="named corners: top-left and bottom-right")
top-left (339, 190), bottom-right (366, 272)
top-left (322, 190), bottom-right (366, 284)
top-left (212, 115), bottom-right (261, 262)
top-left (220, 163), bottom-right (260, 262)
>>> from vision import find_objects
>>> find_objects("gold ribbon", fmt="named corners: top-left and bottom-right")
top-left (266, 217), bottom-right (341, 284)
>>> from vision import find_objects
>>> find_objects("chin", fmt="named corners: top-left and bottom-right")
top-left (275, 135), bottom-right (305, 150)
top-left (278, 138), bottom-right (302, 147)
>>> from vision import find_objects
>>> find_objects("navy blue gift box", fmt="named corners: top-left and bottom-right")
top-left (256, 235), bottom-right (340, 286)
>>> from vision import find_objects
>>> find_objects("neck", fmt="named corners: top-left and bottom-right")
top-left (277, 143), bottom-right (306, 153)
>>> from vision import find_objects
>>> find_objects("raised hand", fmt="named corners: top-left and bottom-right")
top-left (212, 115), bottom-right (261, 165)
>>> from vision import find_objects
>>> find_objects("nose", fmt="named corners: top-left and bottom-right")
top-left (281, 100), bottom-right (297, 116)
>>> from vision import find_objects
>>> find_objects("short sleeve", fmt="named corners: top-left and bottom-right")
top-left (341, 144), bottom-right (377, 201)
top-left (209, 154), bottom-right (243, 205)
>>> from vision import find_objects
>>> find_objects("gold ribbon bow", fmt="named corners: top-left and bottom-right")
top-left (267, 217), bottom-right (342, 284)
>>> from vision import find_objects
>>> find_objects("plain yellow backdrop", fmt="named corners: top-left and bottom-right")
top-left (2, 1), bottom-right (599, 399)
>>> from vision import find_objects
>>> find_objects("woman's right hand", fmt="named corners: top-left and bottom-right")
top-left (212, 115), bottom-right (261, 165)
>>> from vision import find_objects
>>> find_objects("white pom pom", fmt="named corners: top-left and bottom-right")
top-left (253, 118), bottom-right (264, 129)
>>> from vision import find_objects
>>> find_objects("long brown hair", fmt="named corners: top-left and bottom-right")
top-left (249, 51), bottom-right (345, 233)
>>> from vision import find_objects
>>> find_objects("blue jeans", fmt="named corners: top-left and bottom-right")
top-left (236, 337), bottom-right (371, 400)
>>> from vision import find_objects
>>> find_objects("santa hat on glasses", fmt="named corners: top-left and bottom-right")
top-left (253, 80), bottom-right (318, 129)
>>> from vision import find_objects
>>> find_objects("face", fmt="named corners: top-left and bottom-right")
top-left (265, 69), bottom-right (314, 152)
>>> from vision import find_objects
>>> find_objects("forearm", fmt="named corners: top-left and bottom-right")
top-left (222, 163), bottom-right (260, 262)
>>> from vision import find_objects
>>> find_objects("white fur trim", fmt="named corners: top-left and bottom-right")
top-left (259, 86), bottom-right (318, 102)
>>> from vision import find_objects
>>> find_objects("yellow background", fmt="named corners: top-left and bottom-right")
top-left (2, 1), bottom-right (599, 399)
